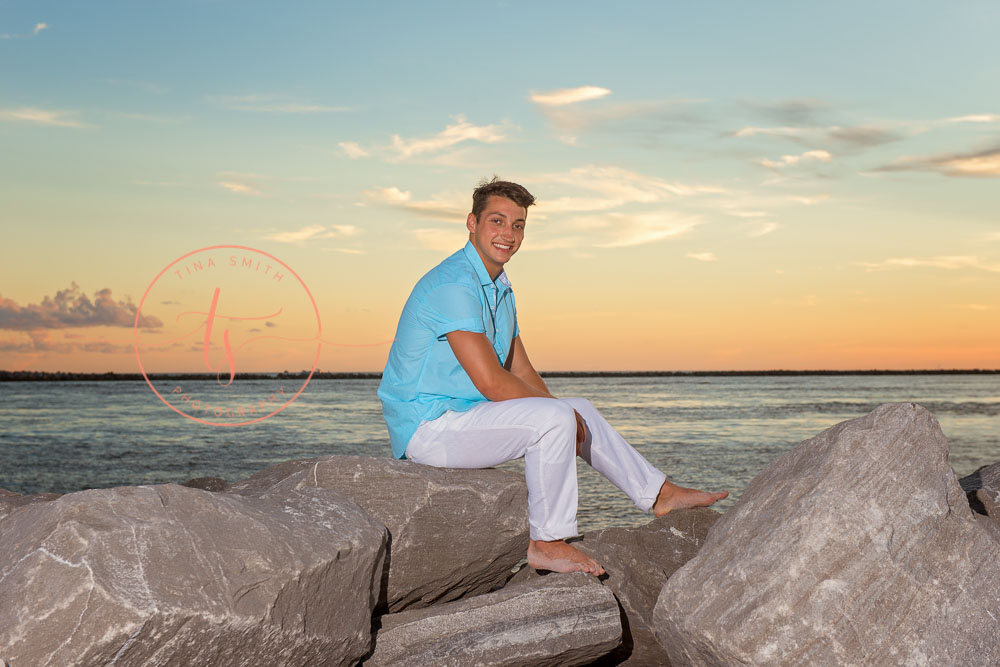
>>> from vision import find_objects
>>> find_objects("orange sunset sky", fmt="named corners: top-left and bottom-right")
top-left (2, 2), bottom-right (999, 373)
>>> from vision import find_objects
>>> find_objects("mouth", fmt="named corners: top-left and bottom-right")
top-left (492, 242), bottom-right (513, 252)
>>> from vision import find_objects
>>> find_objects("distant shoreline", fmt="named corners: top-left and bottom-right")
top-left (3, 369), bottom-right (1000, 382)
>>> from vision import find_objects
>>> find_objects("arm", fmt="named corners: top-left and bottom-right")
top-left (447, 331), bottom-right (587, 448)
top-left (446, 331), bottom-right (554, 401)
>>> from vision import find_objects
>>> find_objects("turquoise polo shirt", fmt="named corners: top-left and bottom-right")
top-left (378, 241), bottom-right (519, 458)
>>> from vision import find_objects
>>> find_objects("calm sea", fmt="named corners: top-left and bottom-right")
top-left (1, 374), bottom-right (997, 532)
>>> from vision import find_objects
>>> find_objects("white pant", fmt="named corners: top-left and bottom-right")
top-left (406, 397), bottom-right (667, 541)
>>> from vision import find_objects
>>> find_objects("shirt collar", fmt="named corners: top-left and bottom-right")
top-left (462, 241), bottom-right (512, 292)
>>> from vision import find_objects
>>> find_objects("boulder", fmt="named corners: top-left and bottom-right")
top-left (182, 476), bottom-right (229, 492)
top-left (576, 509), bottom-right (720, 666)
top-left (960, 461), bottom-right (1000, 522)
top-left (0, 489), bottom-right (60, 521)
top-left (654, 403), bottom-right (1000, 666)
top-left (228, 455), bottom-right (529, 612)
top-left (365, 572), bottom-right (621, 666)
top-left (0, 483), bottom-right (386, 666)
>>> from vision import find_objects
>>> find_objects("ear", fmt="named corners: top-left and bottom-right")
top-left (466, 212), bottom-right (477, 234)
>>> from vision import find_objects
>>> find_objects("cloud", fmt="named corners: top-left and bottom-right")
top-left (743, 99), bottom-right (833, 126)
top-left (859, 255), bottom-right (1000, 272)
top-left (338, 141), bottom-right (369, 159)
top-left (593, 212), bottom-right (700, 248)
top-left (536, 98), bottom-right (706, 144)
top-left (389, 115), bottom-right (510, 159)
top-left (759, 149), bottom-right (832, 169)
top-left (364, 187), bottom-right (467, 220)
top-left (1, 22), bottom-right (49, 39)
top-left (748, 222), bottom-right (779, 237)
top-left (208, 94), bottom-right (351, 113)
top-left (0, 284), bottom-right (163, 330)
top-left (263, 224), bottom-right (360, 243)
top-left (873, 144), bottom-right (1000, 178)
top-left (943, 114), bottom-right (1000, 124)
top-left (536, 165), bottom-right (723, 212)
top-left (0, 107), bottom-right (87, 128)
top-left (218, 181), bottom-right (261, 196)
top-left (686, 251), bottom-right (717, 262)
top-left (530, 86), bottom-right (611, 107)
top-left (786, 194), bottom-right (830, 205)
top-left (733, 123), bottom-right (902, 149)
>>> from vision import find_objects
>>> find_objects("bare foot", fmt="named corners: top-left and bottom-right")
top-left (527, 539), bottom-right (605, 576)
top-left (653, 480), bottom-right (729, 517)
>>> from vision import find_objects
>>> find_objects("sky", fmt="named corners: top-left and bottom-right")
top-left (2, 1), bottom-right (999, 373)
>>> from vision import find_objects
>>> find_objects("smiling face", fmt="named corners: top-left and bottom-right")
top-left (466, 195), bottom-right (527, 279)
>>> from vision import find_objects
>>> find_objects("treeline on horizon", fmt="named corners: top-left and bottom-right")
top-left (3, 369), bottom-right (1000, 382)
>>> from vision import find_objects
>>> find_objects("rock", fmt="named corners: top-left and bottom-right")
top-left (575, 509), bottom-right (720, 666)
top-left (182, 476), bottom-right (228, 492)
top-left (0, 490), bottom-right (60, 521)
top-left (959, 462), bottom-right (1000, 521)
top-left (0, 483), bottom-right (386, 666)
top-left (653, 403), bottom-right (1000, 666)
top-left (365, 572), bottom-right (621, 666)
top-left (229, 455), bottom-right (529, 612)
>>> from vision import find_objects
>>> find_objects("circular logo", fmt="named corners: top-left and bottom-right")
top-left (133, 245), bottom-right (321, 426)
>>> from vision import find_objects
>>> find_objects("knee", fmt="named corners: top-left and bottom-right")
top-left (533, 399), bottom-right (578, 440)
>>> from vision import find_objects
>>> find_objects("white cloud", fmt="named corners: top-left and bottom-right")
top-left (338, 141), bottom-right (368, 159)
top-left (759, 149), bottom-right (832, 169)
top-left (859, 256), bottom-right (1000, 273)
top-left (786, 194), bottom-right (830, 205)
top-left (536, 165), bottom-right (723, 212)
top-left (591, 212), bottom-right (700, 248)
top-left (686, 251), bottom-right (717, 262)
top-left (942, 114), bottom-right (1000, 124)
top-left (34, 23), bottom-right (48, 34)
top-left (748, 222), bottom-right (779, 237)
top-left (530, 86), bottom-right (611, 107)
top-left (218, 181), bottom-right (261, 196)
top-left (389, 115), bottom-right (510, 159)
top-left (365, 187), bottom-right (466, 220)
top-left (264, 224), bottom-right (360, 244)
top-left (0, 107), bottom-right (86, 128)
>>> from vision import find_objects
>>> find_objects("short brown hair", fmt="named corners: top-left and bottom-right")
top-left (471, 177), bottom-right (535, 220)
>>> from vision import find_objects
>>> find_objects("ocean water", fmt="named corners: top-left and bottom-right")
top-left (1, 374), bottom-right (997, 532)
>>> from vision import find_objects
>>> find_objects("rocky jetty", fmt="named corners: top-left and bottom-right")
top-left (2, 406), bottom-right (997, 666)
top-left (654, 403), bottom-right (1000, 666)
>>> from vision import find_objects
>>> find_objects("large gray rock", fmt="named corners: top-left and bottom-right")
top-left (229, 455), bottom-right (529, 612)
top-left (575, 509), bottom-right (719, 666)
top-left (0, 483), bottom-right (386, 666)
top-left (654, 403), bottom-right (1000, 666)
top-left (960, 461), bottom-right (1000, 522)
top-left (0, 489), bottom-right (60, 521)
top-left (365, 572), bottom-right (621, 666)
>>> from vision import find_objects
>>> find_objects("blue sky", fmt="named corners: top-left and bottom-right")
top-left (2, 1), bottom-right (999, 371)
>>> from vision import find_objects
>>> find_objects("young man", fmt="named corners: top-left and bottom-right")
top-left (378, 178), bottom-right (727, 575)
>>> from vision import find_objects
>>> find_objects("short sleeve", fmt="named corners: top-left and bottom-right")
top-left (421, 282), bottom-right (486, 340)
